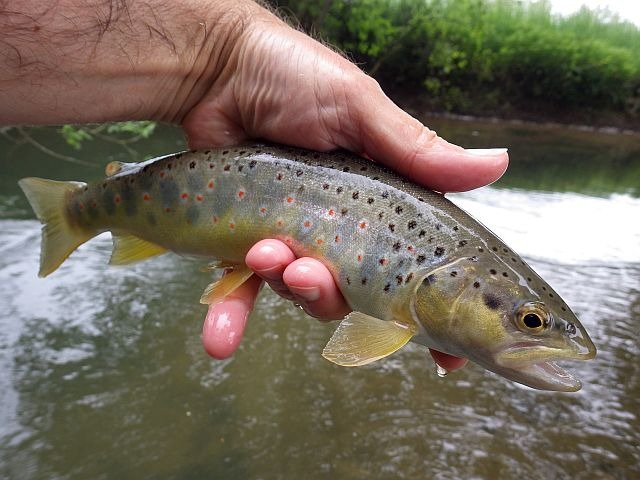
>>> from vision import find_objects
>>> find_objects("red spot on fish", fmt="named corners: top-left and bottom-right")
top-left (328, 209), bottom-right (335, 216)
top-left (237, 190), bottom-right (245, 199)
top-left (91, 201), bottom-right (97, 209)
top-left (143, 193), bottom-right (150, 202)
top-left (335, 235), bottom-right (341, 243)
top-left (78, 202), bottom-right (84, 211)
top-left (114, 195), bottom-right (121, 205)
top-left (304, 220), bottom-right (311, 228)
top-left (379, 258), bottom-right (388, 266)
top-left (160, 171), bottom-right (165, 178)
top-left (316, 239), bottom-right (324, 245)
top-left (229, 222), bottom-right (235, 230)
top-left (181, 192), bottom-right (189, 200)
top-left (276, 219), bottom-right (284, 228)
top-left (286, 197), bottom-right (294, 204)
top-left (260, 207), bottom-right (267, 214)
top-left (407, 245), bottom-right (414, 252)
top-left (207, 180), bottom-right (215, 189)
top-left (212, 215), bottom-right (219, 224)
top-left (284, 237), bottom-right (293, 245)
top-left (357, 254), bottom-right (363, 262)
top-left (359, 221), bottom-right (368, 229)
top-left (196, 194), bottom-right (204, 202)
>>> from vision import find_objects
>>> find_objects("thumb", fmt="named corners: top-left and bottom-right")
top-left (338, 80), bottom-right (509, 193)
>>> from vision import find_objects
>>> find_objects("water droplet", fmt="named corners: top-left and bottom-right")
top-left (436, 363), bottom-right (448, 378)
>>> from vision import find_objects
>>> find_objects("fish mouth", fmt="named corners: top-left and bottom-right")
top-left (495, 344), bottom-right (596, 392)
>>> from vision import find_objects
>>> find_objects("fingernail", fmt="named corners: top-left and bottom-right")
top-left (288, 285), bottom-right (321, 302)
top-left (465, 148), bottom-right (508, 156)
top-left (253, 265), bottom-right (282, 279)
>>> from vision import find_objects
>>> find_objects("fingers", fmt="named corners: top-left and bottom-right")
top-left (202, 273), bottom-right (263, 359)
top-left (246, 239), bottom-right (351, 320)
top-left (429, 349), bottom-right (469, 372)
top-left (342, 80), bottom-right (509, 193)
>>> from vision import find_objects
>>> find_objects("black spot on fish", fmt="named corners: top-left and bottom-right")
top-left (458, 240), bottom-right (468, 247)
top-left (361, 278), bottom-right (367, 285)
top-left (416, 255), bottom-right (426, 264)
top-left (483, 293), bottom-right (501, 310)
top-left (352, 191), bottom-right (359, 200)
top-left (436, 224), bottom-right (442, 231)
top-left (346, 276), bottom-right (351, 285)
top-left (396, 275), bottom-right (403, 285)
top-left (341, 208), bottom-right (348, 215)
top-left (453, 226), bottom-right (459, 231)
top-left (424, 274), bottom-right (436, 285)
top-left (527, 277), bottom-right (532, 282)
top-left (511, 257), bottom-right (517, 262)
top-left (418, 197), bottom-right (424, 202)
top-left (395, 205), bottom-right (403, 214)
top-left (407, 220), bottom-right (417, 230)
top-left (405, 273), bottom-right (414, 283)
top-left (468, 256), bottom-right (478, 262)
top-left (367, 198), bottom-right (374, 204)
top-left (542, 286), bottom-right (547, 291)
top-left (450, 271), bottom-right (457, 277)
top-left (378, 212), bottom-right (384, 220)
top-left (175, 153), bottom-right (183, 160)
top-left (204, 150), bottom-right (211, 154)
top-left (503, 248), bottom-right (509, 253)
top-left (342, 166), bottom-right (350, 172)
top-left (502, 272), bottom-right (509, 277)
top-left (384, 284), bottom-right (391, 292)
top-left (372, 176), bottom-right (380, 181)
top-left (323, 184), bottom-right (329, 190)
top-left (473, 281), bottom-right (480, 288)
top-left (336, 187), bottom-right (343, 194)
top-left (239, 150), bottom-right (246, 155)
top-left (393, 241), bottom-right (401, 251)
top-left (189, 161), bottom-right (196, 169)
top-left (478, 247), bottom-right (484, 252)
top-left (381, 191), bottom-right (389, 199)
top-left (492, 246), bottom-right (498, 252)
top-left (238, 165), bottom-right (244, 172)
top-left (418, 230), bottom-right (426, 238)
top-left (388, 224), bottom-right (395, 232)
top-left (223, 165), bottom-right (231, 171)
top-left (434, 246), bottom-right (445, 256)
top-left (490, 269), bottom-right (497, 275)
top-left (296, 170), bottom-right (303, 176)
top-left (249, 160), bottom-right (257, 168)
top-left (277, 173), bottom-right (283, 181)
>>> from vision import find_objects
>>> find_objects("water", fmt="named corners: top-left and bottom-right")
top-left (0, 120), bottom-right (638, 479)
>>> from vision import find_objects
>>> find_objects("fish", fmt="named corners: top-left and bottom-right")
top-left (18, 143), bottom-right (596, 391)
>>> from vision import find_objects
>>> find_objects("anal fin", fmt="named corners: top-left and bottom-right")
top-left (110, 233), bottom-right (167, 265)
top-left (322, 312), bottom-right (417, 366)
top-left (200, 265), bottom-right (255, 304)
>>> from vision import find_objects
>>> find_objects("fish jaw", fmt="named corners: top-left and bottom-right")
top-left (494, 337), bottom-right (596, 392)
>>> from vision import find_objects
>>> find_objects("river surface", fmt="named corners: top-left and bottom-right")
top-left (0, 119), bottom-right (638, 479)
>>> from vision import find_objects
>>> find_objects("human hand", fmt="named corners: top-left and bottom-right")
top-left (196, 4), bottom-right (505, 371)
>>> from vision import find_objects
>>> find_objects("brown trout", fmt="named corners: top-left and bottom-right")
top-left (19, 143), bottom-right (596, 391)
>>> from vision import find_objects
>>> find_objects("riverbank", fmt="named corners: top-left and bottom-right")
top-left (388, 89), bottom-right (640, 138)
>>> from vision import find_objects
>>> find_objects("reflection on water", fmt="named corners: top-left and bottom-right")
top-left (0, 123), bottom-right (638, 479)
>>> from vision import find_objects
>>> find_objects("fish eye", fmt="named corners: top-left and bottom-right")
top-left (515, 302), bottom-right (551, 334)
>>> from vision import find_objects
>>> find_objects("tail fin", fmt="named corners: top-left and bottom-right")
top-left (18, 178), bottom-right (94, 277)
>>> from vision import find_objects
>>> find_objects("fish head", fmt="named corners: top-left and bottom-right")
top-left (411, 254), bottom-right (596, 391)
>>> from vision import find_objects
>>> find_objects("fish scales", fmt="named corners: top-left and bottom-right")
top-left (71, 145), bottom-right (479, 319)
top-left (19, 143), bottom-right (596, 391)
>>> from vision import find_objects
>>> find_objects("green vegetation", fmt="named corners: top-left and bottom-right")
top-left (270, 0), bottom-right (640, 120)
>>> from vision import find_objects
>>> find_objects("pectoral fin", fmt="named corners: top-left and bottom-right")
top-left (322, 312), bottom-right (417, 366)
top-left (110, 233), bottom-right (167, 265)
top-left (200, 265), bottom-right (255, 304)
